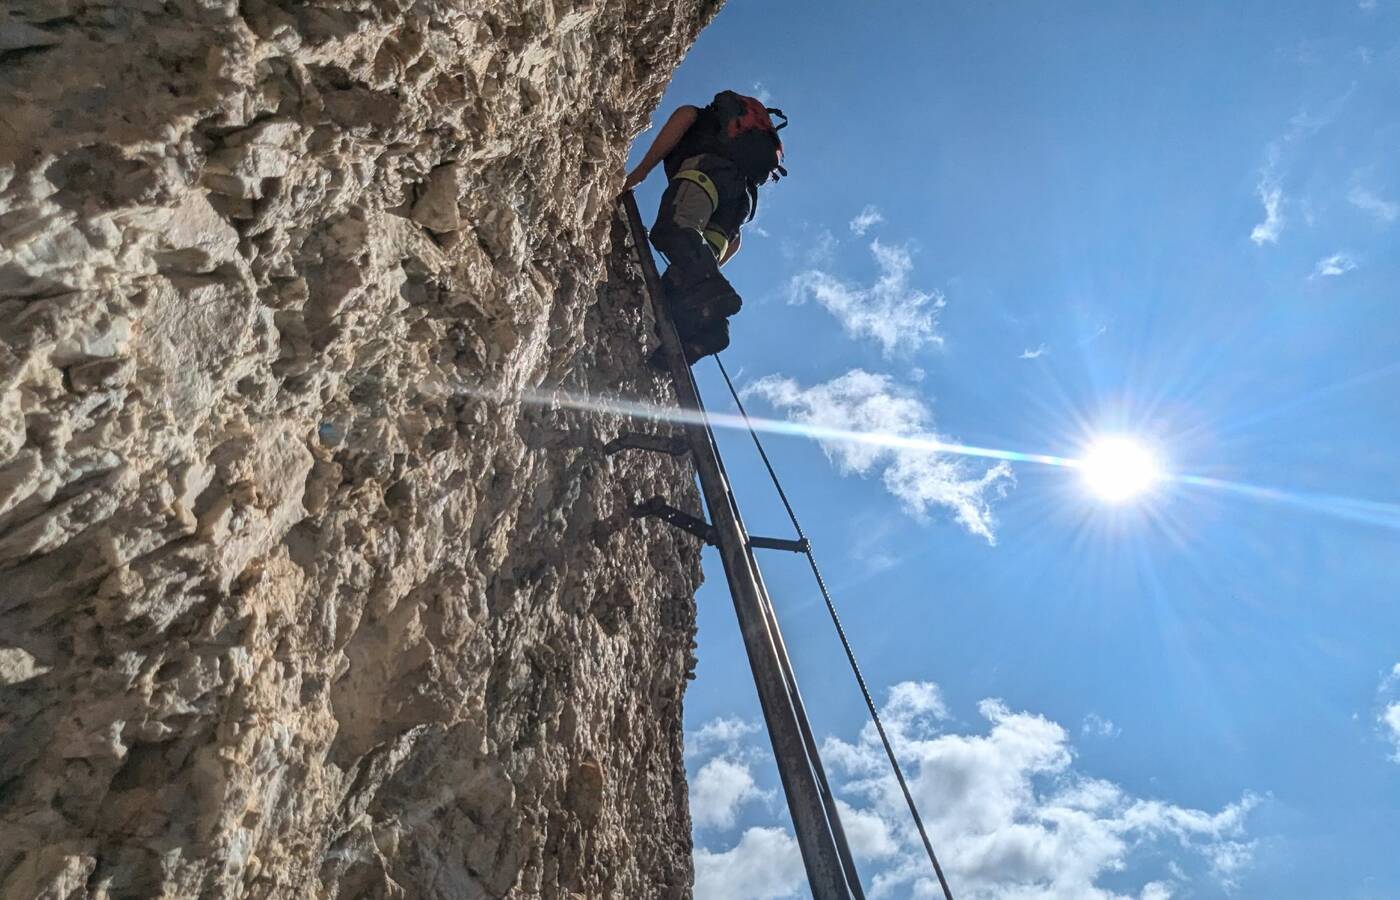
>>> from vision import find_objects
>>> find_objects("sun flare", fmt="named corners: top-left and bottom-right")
top-left (1079, 437), bottom-right (1164, 502)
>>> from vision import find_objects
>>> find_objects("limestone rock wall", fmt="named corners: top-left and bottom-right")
top-left (0, 1), bottom-right (718, 896)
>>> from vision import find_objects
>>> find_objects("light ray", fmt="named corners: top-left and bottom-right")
top-left (463, 383), bottom-right (1400, 532)
top-left (1174, 474), bottom-right (1400, 531)
top-left (469, 384), bottom-right (1083, 469)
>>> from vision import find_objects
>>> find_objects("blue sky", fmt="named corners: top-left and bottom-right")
top-left (626, 3), bottom-right (1400, 898)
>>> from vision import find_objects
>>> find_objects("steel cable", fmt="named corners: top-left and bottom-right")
top-left (713, 354), bottom-right (957, 900)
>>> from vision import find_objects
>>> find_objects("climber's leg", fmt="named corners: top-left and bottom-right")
top-left (650, 158), bottom-right (742, 342)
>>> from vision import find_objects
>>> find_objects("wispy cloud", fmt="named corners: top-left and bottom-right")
top-left (1251, 170), bottom-right (1285, 245)
top-left (788, 240), bottom-right (946, 356)
top-left (849, 204), bottom-right (885, 236)
top-left (751, 81), bottom-right (774, 105)
top-left (1313, 252), bottom-right (1358, 278)
top-left (1082, 713), bottom-right (1121, 738)
top-left (744, 370), bottom-right (1013, 543)
top-left (694, 681), bottom-right (1261, 900)
top-left (1250, 90), bottom-right (1356, 246)
top-left (1381, 664), bottom-right (1400, 763)
top-left (844, 514), bottom-right (905, 575)
top-left (1349, 187), bottom-right (1399, 223)
top-left (1019, 343), bottom-right (1049, 360)
top-left (1384, 704), bottom-right (1400, 763)
top-left (1359, 0), bottom-right (1377, 10)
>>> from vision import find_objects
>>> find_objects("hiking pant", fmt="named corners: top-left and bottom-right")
top-left (650, 154), bottom-right (750, 358)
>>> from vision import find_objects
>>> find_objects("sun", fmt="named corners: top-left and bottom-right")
top-left (1078, 436), bottom-right (1164, 502)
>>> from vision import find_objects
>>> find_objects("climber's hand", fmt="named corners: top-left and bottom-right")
top-left (621, 167), bottom-right (646, 193)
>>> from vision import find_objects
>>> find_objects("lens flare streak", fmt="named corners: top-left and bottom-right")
top-left (1175, 474), bottom-right (1400, 531)
top-left (486, 385), bottom-right (1083, 468)
top-left (472, 384), bottom-right (1400, 531)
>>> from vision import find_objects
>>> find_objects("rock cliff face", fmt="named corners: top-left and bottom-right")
top-left (0, 1), bottom-right (717, 897)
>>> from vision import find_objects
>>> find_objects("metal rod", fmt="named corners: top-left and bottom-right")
top-left (621, 192), bottom-right (856, 900)
top-left (744, 544), bottom-right (867, 899)
top-left (749, 535), bottom-right (811, 554)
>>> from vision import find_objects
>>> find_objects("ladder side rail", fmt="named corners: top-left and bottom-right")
top-left (747, 549), bottom-right (867, 898)
top-left (620, 193), bottom-right (852, 900)
top-left (695, 363), bottom-right (865, 898)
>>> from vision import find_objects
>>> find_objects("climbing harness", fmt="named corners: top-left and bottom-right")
top-left (674, 168), bottom-right (720, 208)
top-left (617, 192), bottom-right (957, 900)
top-left (703, 226), bottom-right (729, 260)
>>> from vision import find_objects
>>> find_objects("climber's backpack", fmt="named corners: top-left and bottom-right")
top-left (708, 90), bottom-right (788, 187)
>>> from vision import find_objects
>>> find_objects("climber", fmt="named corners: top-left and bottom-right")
top-left (622, 91), bottom-right (788, 366)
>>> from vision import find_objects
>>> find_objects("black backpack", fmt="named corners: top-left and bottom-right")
top-left (708, 90), bottom-right (789, 186)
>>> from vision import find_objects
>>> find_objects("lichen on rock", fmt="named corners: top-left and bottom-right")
top-left (0, 0), bottom-right (721, 896)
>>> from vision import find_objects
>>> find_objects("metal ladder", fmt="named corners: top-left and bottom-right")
top-left (618, 193), bottom-right (864, 900)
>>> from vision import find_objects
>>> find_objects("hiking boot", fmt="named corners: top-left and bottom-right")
top-left (646, 317), bottom-right (730, 371)
top-left (670, 279), bottom-right (741, 344)
top-left (688, 318), bottom-right (730, 361)
top-left (671, 273), bottom-right (742, 318)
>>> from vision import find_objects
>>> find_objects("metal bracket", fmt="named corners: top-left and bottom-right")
top-left (632, 495), bottom-right (716, 545)
top-left (748, 535), bottom-right (810, 554)
top-left (603, 432), bottom-right (689, 457)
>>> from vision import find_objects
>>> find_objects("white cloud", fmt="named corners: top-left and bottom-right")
top-left (788, 239), bottom-right (946, 355)
top-left (884, 680), bottom-right (950, 734)
top-left (1349, 187), bottom-right (1398, 223)
top-left (695, 826), bottom-right (806, 900)
top-left (745, 370), bottom-right (1013, 543)
top-left (1382, 703), bottom-right (1400, 763)
top-left (688, 716), bottom-right (761, 757)
top-left (850, 204), bottom-right (885, 236)
top-left (1082, 714), bottom-right (1121, 739)
top-left (1313, 252), bottom-right (1357, 278)
top-left (1140, 882), bottom-right (1176, 900)
top-left (1019, 344), bottom-right (1048, 360)
top-left (692, 757), bottom-right (770, 830)
top-left (751, 81), bottom-right (774, 105)
top-left (1359, 0), bottom-right (1377, 10)
top-left (838, 799), bottom-right (902, 861)
top-left (693, 682), bottom-right (1260, 900)
top-left (821, 684), bottom-right (1260, 899)
top-left (1250, 174), bottom-right (1285, 245)
top-left (1380, 664), bottom-right (1400, 763)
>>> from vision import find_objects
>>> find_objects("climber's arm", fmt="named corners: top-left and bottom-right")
top-left (622, 106), bottom-right (701, 191)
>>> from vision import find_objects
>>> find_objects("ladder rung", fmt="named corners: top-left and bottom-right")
top-left (749, 535), bottom-right (810, 554)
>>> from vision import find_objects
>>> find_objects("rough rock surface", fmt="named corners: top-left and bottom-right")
top-left (0, 1), bottom-right (719, 896)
